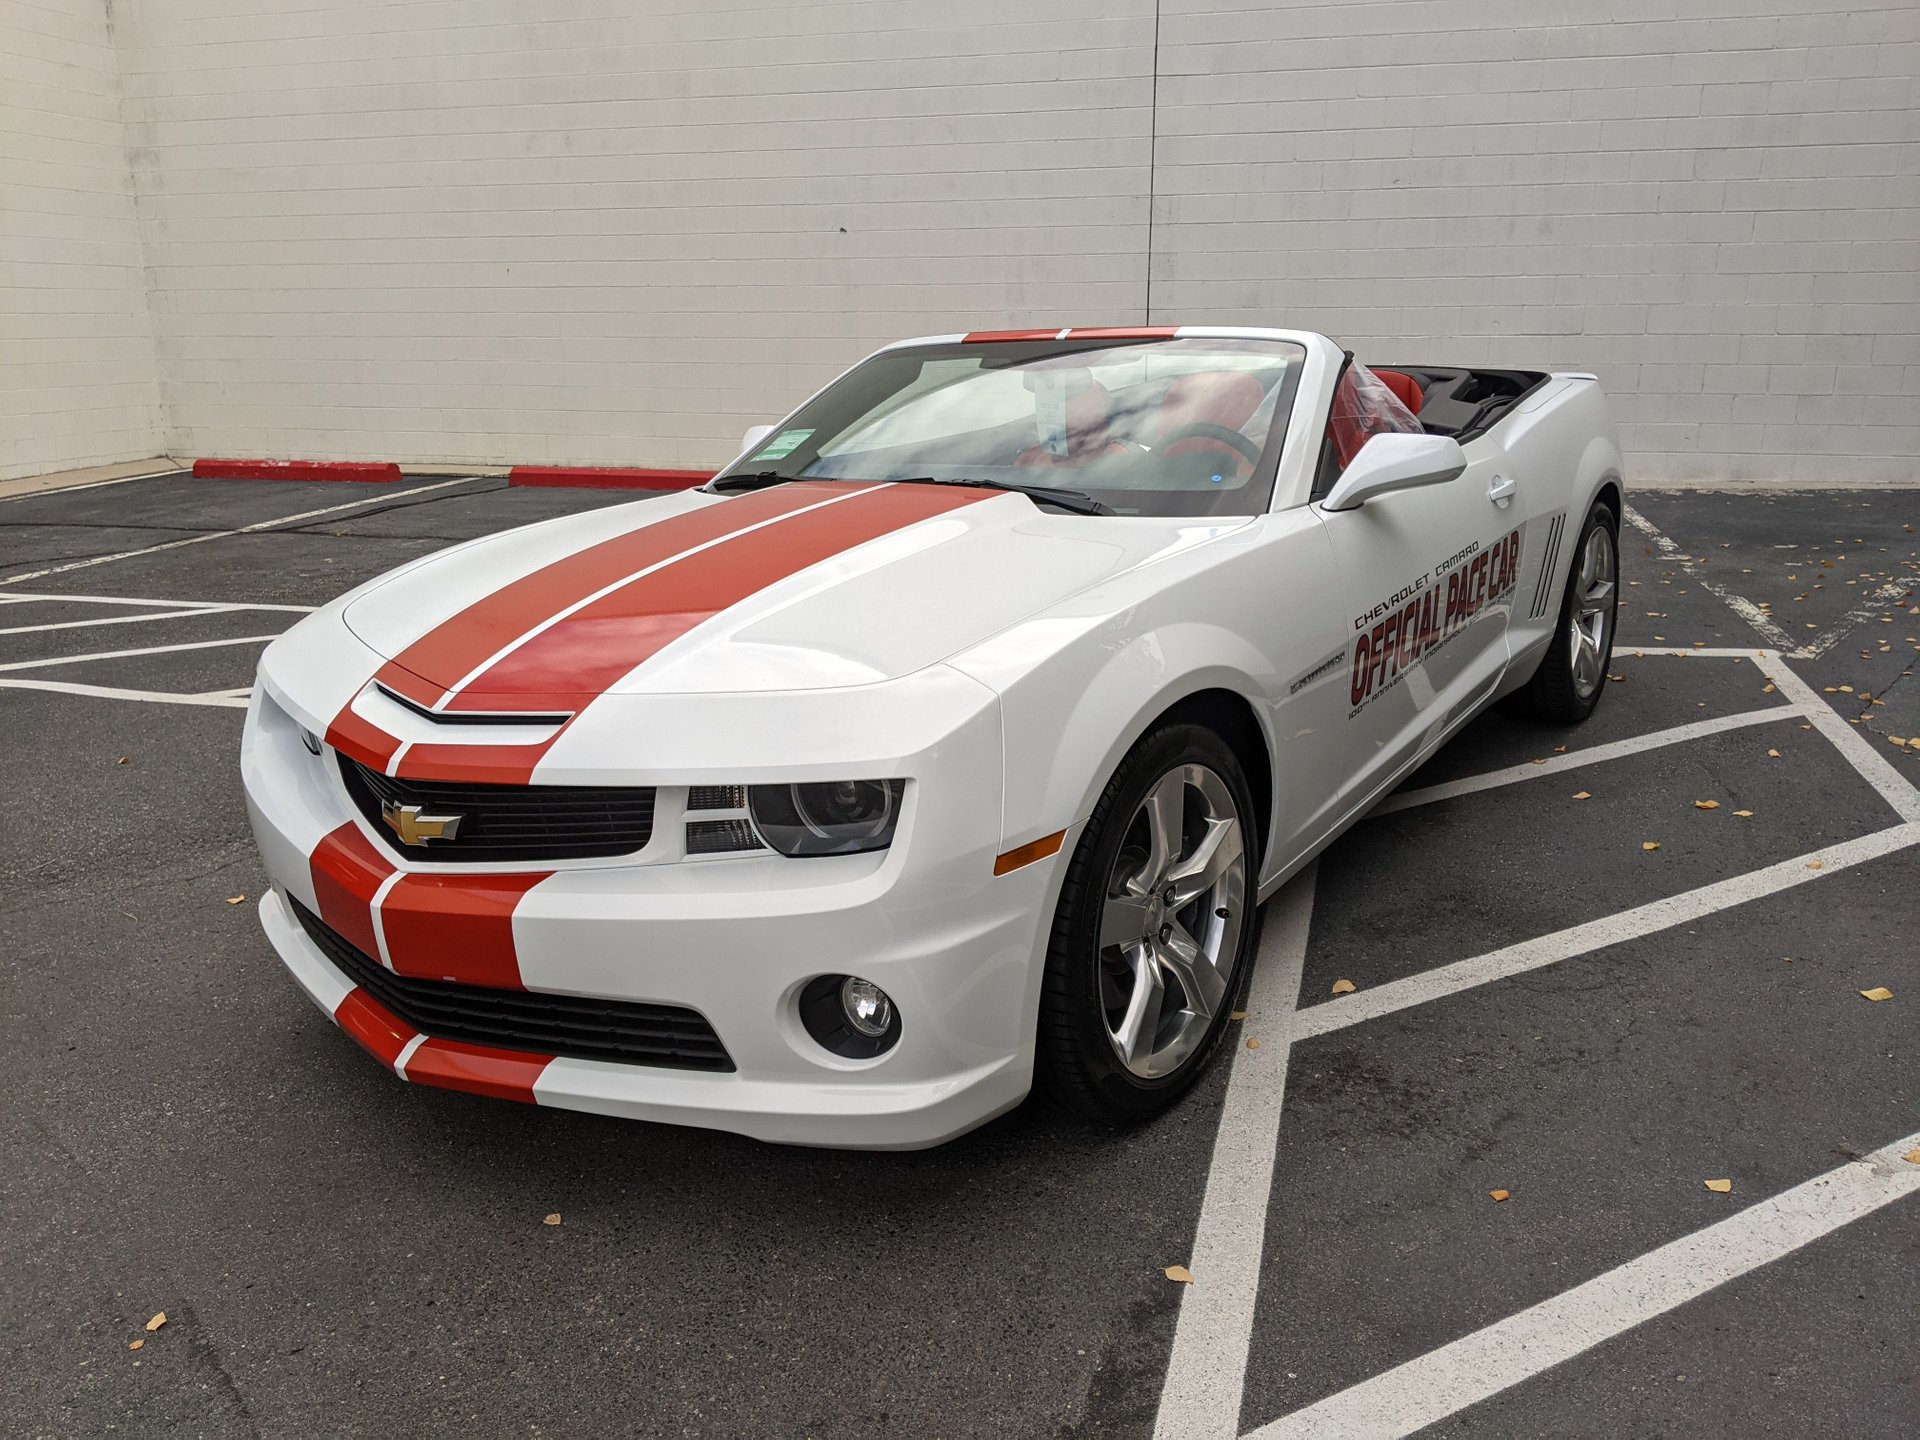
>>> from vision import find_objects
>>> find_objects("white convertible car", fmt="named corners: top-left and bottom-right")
top-left (243, 326), bottom-right (1623, 1148)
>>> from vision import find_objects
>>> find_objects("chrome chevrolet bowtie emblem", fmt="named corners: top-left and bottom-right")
top-left (381, 801), bottom-right (463, 846)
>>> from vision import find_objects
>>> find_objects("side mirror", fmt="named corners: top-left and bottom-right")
top-left (1321, 433), bottom-right (1468, 512)
top-left (740, 424), bottom-right (776, 454)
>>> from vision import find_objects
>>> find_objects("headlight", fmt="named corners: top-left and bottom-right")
top-left (748, 779), bottom-right (904, 856)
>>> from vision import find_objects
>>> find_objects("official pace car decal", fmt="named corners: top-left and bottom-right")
top-left (1348, 526), bottom-right (1523, 716)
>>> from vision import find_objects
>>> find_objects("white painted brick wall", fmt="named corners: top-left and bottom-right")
top-left (0, 0), bottom-right (163, 479)
top-left (7, 1), bottom-right (1916, 482)
top-left (1150, 0), bottom-right (1920, 484)
top-left (111, 0), bottom-right (1158, 470)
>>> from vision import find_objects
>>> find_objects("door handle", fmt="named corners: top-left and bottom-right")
top-left (1487, 474), bottom-right (1516, 506)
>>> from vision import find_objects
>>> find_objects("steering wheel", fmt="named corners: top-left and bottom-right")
top-left (1156, 422), bottom-right (1261, 470)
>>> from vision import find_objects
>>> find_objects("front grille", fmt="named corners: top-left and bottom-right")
top-left (290, 897), bottom-right (734, 1072)
top-left (339, 757), bottom-right (655, 863)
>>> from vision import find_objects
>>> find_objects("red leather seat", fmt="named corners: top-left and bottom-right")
top-left (1153, 371), bottom-right (1265, 471)
top-left (1371, 368), bottom-right (1424, 415)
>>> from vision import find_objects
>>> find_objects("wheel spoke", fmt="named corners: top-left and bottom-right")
top-left (1574, 628), bottom-right (1601, 690)
top-left (1101, 892), bottom-right (1152, 949)
top-left (1140, 770), bottom-right (1185, 883)
top-left (1581, 578), bottom-right (1616, 615)
top-left (1112, 946), bottom-right (1166, 1071)
top-left (1156, 922), bottom-right (1225, 1021)
top-left (1166, 816), bottom-right (1243, 906)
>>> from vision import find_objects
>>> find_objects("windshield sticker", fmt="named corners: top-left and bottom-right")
top-left (1032, 374), bottom-right (1071, 457)
top-left (752, 428), bottom-right (814, 461)
top-left (1348, 526), bottom-right (1523, 717)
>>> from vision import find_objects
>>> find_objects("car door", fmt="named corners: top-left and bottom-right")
top-left (1316, 435), bottom-right (1528, 810)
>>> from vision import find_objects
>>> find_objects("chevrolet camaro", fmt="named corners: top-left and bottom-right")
top-left (243, 325), bottom-right (1623, 1148)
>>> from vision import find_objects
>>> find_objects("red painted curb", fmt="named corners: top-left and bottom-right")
top-left (194, 459), bottom-right (404, 483)
top-left (508, 466), bottom-right (714, 491)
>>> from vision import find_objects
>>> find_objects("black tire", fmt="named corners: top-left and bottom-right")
top-left (1036, 722), bottom-right (1260, 1126)
top-left (1515, 498), bottom-right (1619, 724)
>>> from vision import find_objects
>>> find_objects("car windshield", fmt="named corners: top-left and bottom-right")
top-left (713, 336), bottom-right (1308, 517)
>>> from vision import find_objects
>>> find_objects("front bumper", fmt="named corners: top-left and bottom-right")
top-left (242, 662), bottom-right (1065, 1150)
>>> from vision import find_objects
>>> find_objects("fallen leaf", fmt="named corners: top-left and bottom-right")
top-left (1642, 841), bottom-right (1661, 852)
top-left (1694, 800), bottom-right (1720, 810)
top-left (1733, 809), bottom-right (1753, 817)
top-left (1164, 1264), bottom-right (1194, 1284)
top-left (1330, 978), bottom-right (1357, 995)
top-left (225, 894), bottom-right (246, 905)
top-left (543, 1212), bottom-right (562, 1226)
top-left (1904, 1150), bottom-right (1920, 1165)
top-left (1230, 1010), bottom-right (1249, 1021)
top-left (1767, 748), bottom-right (1781, 757)
top-left (1704, 1178), bottom-right (1732, 1194)
top-left (128, 1338), bottom-right (144, 1351)
top-left (1489, 1189), bottom-right (1510, 1202)
top-left (1761, 683), bottom-right (1776, 693)
top-left (1531, 757), bottom-right (1548, 766)
top-left (1606, 672), bottom-right (1627, 681)
top-left (1807, 860), bottom-right (1823, 870)
top-left (1572, 791), bottom-right (1592, 801)
top-left (1860, 987), bottom-right (1893, 1002)
top-left (116, 756), bottom-right (130, 765)
top-left (145, 1313), bottom-right (167, 1332)
top-left (1246, 1037), bottom-right (1261, 1050)
top-left (1553, 745), bottom-right (1568, 753)
top-left (1838, 685), bottom-right (1854, 693)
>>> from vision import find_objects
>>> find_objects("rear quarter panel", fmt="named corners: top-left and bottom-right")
top-left (1487, 377), bottom-right (1625, 673)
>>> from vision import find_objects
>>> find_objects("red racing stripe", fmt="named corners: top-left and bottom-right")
top-left (402, 1038), bottom-right (551, 1104)
top-left (962, 328), bottom-right (1064, 342)
top-left (333, 988), bottom-right (417, 1069)
top-left (309, 822), bottom-right (395, 961)
top-left (444, 482), bottom-right (996, 713)
top-left (321, 484), bottom-right (861, 774)
top-left (379, 482), bottom-right (858, 702)
top-left (378, 870), bottom-right (550, 989)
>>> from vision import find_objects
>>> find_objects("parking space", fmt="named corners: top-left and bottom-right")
top-left (2, 474), bottom-right (1915, 1437)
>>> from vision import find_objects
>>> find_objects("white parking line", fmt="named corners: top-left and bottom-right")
top-left (1155, 868), bottom-right (1317, 1440)
top-left (0, 475), bottom-right (479, 586)
top-left (0, 678), bottom-right (250, 708)
top-left (0, 606), bottom-right (250, 635)
top-left (1243, 1128), bottom-right (1920, 1439)
top-left (1758, 650), bottom-right (1920, 824)
top-left (0, 633), bottom-right (285, 673)
top-left (1622, 506), bottom-right (1798, 652)
top-left (1297, 821), bottom-right (1920, 1040)
top-left (0, 589), bottom-right (315, 612)
top-left (1373, 706), bottom-right (1803, 817)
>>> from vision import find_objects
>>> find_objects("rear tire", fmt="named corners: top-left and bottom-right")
top-left (1516, 499), bottom-right (1618, 724)
top-left (1036, 723), bottom-right (1259, 1126)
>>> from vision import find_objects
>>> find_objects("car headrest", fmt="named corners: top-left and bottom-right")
top-left (1371, 369), bottom-right (1424, 416)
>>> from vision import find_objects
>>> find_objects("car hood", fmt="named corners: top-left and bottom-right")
top-left (340, 484), bottom-right (1243, 701)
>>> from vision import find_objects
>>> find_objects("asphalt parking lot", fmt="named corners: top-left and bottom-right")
top-left (3, 473), bottom-right (1915, 1437)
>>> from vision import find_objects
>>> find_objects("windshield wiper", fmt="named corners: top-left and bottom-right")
top-left (705, 470), bottom-right (790, 493)
top-left (888, 476), bottom-right (1112, 515)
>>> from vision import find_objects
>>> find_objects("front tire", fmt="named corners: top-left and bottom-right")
top-left (1516, 499), bottom-right (1619, 723)
top-left (1036, 723), bottom-right (1258, 1125)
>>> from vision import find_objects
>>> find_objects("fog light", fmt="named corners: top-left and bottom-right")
top-left (798, 973), bottom-right (901, 1059)
top-left (840, 977), bottom-right (892, 1037)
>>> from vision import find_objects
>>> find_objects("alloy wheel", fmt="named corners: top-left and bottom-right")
top-left (1097, 764), bottom-right (1248, 1078)
top-left (1568, 522), bottom-right (1617, 701)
